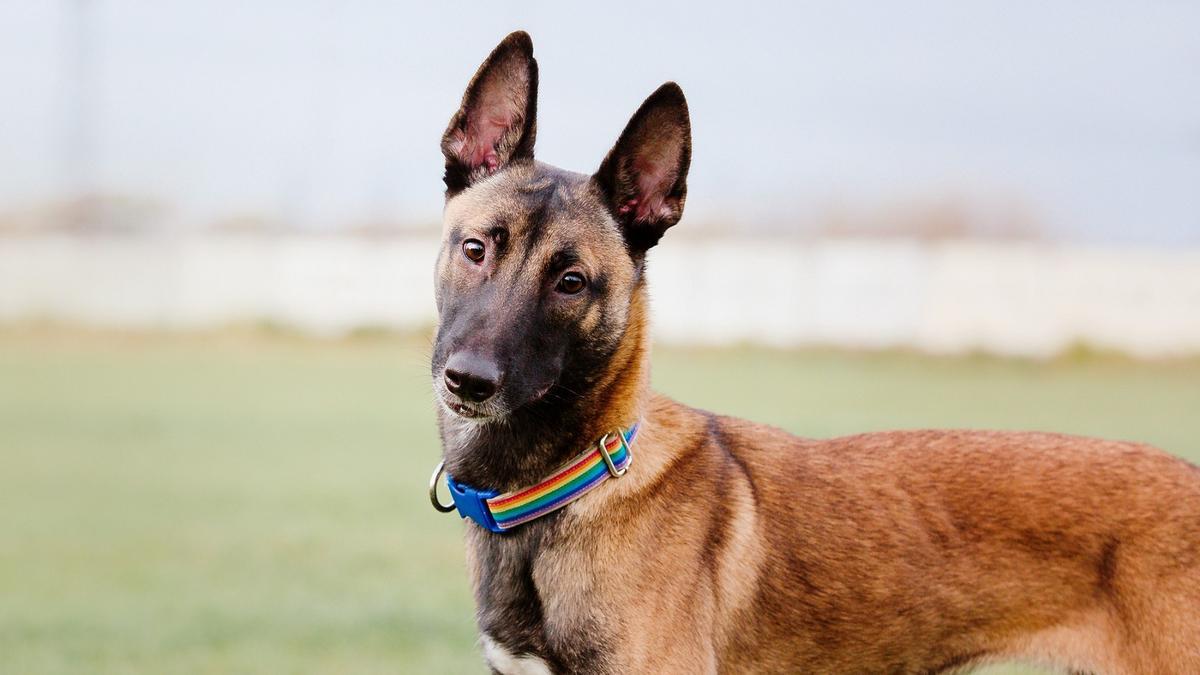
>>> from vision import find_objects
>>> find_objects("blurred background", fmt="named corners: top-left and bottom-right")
top-left (1, 2), bottom-right (1197, 673)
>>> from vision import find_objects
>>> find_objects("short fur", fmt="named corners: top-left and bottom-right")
top-left (431, 32), bottom-right (1200, 674)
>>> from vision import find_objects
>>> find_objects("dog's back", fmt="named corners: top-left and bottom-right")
top-left (638, 403), bottom-right (1200, 673)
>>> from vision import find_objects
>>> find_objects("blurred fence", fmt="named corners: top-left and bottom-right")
top-left (2, 233), bottom-right (1199, 357)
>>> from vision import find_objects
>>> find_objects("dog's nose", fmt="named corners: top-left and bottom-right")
top-left (443, 353), bottom-right (501, 403)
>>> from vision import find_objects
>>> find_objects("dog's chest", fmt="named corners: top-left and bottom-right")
top-left (482, 634), bottom-right (554, 675)
top-left (470, 525), bottom-right (613, 674)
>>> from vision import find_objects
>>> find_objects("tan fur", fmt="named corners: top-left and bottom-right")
top-left (571, 338), bottom-right (1200, 673)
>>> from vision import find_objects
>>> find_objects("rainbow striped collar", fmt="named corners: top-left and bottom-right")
top-left (433, 423), bottom-right (638, 533)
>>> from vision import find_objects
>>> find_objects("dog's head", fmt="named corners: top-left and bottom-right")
top-left (432, 31), bottom-right (691, 423)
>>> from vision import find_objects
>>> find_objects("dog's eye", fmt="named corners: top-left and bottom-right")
top-left (462, 239), bottom-right (485, 263)
top-left (556, 272), bottom-right (586, 295)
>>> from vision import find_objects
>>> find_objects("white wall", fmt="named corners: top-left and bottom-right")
top-left (2, 233), bottom-right (1198, 358)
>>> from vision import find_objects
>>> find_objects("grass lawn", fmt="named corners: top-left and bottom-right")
top-left (1, 328), bottom-right (1197, 674)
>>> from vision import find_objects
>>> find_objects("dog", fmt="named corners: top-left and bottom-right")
top-left (427, 31), bottom-right (1200, 674)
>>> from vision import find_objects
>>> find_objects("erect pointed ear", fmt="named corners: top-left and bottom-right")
top-left (594, 82), bottom-right (692, 252)
top-left (441, 31), bottom-right (538, 195)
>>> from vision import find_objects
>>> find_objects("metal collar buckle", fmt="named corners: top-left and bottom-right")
top-left (596, 430), bottom-right (631, 478)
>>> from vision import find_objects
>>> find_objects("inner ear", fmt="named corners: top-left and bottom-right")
top-left (594, 82), bottom-right (692, 252)
top-left (441, 31), bottom-right (538, 195)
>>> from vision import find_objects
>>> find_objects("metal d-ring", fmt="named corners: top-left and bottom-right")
top-left (429, 460), bottom-right (456, 513)
top-left (597, 432), bottom-right (630, 479)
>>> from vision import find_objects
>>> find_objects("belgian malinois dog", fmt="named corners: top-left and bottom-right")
top-left (428, 31), bottom-right (1200, 674)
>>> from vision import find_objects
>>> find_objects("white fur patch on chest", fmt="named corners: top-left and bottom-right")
top-left (482, 635), bottom-right (553, 675)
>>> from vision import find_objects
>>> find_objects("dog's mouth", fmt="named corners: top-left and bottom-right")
top-left (437, 382), bottom-right (556, 421)
top-left (447, 400), bottom-right (487, 419)
top-left (437, 392), bottom-right (494, 421)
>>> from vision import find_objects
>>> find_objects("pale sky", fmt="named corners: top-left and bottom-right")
top-left (1, 1), bottom-right (1198, 244)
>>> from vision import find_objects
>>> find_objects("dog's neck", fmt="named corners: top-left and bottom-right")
top-left (438, 287), bottom-right (652, 493)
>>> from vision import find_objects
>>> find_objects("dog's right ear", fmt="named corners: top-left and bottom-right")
top-left (441, 31), bottom-right (538, 195)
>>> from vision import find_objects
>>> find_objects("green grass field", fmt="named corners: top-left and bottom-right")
top-left (2, 329), bottom-right (1197, 674)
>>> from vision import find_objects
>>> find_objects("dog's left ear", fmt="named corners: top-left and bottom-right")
top-left (595, 82), bottom-right (692, 252)
top-left (441, 31), bottom-right (539, 195)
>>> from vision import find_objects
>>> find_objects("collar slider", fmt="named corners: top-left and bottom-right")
top-left (597, 431), bottom-right (631, 478)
